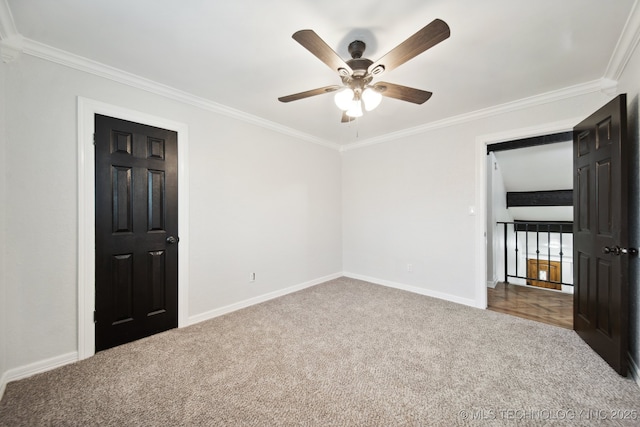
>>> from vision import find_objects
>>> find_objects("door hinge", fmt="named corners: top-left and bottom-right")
top-left (93, 133), bottom-right (96, 145)
top-left (93, 311), bottom-right (97, 323)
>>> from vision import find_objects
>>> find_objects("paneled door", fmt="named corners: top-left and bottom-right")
top-left (573, 94), bottom-right (630, 375)
top-left (95, 114), bottom-right (179, 351)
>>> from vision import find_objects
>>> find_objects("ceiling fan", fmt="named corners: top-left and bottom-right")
top-left (278, 19), bottom-right (450, 122)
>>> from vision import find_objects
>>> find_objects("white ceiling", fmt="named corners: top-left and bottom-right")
top-left (0, 0), bottom-right (637, 147)
top-left (494, 141), bottom-right (574, 221)
top-left (494, 141), bottom-right (573, 192)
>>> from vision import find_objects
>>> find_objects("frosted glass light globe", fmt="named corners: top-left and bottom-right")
top-left (334, 88), bottom-right (354, 111)
top-left (362, 88), bottom-right (382, 111)
top-left (346, 100), bottom-right (363, 118)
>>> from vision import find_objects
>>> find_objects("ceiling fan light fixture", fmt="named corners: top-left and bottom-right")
top-left (362, 87), bottom-right (382, 111)
top-left (334, 88), bottom-right (354, 110)
top-left (346, 100), bottom-right (363, 118)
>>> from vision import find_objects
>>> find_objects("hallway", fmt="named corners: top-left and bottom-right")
top-left (487, 283), bottom-right (573, 329)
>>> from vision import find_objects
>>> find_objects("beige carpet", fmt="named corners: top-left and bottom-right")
top-left (1, 277), bottom-right (640, 426)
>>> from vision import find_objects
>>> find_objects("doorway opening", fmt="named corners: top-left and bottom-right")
top-left (485, 131), bottom-right (574, 328)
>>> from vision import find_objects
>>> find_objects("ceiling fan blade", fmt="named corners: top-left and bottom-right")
top-left (292, 30), bottom-right (353, 75)
top-left (368, 19), bottom-right (450, 76)
top-left (374, 82), bottom-right (433, 104)
top-left (278, 85), bottom-right (342, 103)
top-left (341, 111), bottom-right (355, 123)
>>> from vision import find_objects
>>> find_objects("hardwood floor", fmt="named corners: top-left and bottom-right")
top-left (487, 282), bottom-right (573, 329)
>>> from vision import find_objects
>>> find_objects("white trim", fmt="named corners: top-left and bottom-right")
top-left (187, 272), bottom-right (342, 325)
top-left (0, 369), bottom-right (7, 400)
top-left (475, 118), bottom-right (584, 310)
top-left (343, 272), bottom-right (479, 308)
top-left (18, 38), bottom-right (339, 151)
top-left (1, 351), bottom-right (78, 395)
top-left (475, 117), bottom-right (585, 147)
top-left (340, 79), bottom-right (617, 152)
top-left (605, 0), bottom-right (640, 81)
top-left (0, 0), bottom-right (23, 64)
top-left (77, 97), bottom-right (190, 360)
top-left (3, 34), bottom-right (627, 154)
top-left (2, 0), bottom-right (638, 149)
top-left (475, 134), bottom-right (488, 309)
top-left (0, 0), bottom-right (18, 40)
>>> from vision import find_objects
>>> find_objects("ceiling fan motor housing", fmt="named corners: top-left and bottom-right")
top-left (348, 40), bottom-right (366, 58)
top-left (347, 40), bottom-right (373, 78)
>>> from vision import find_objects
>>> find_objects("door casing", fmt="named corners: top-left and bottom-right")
top-left (477, 117), bottom-right (584, 308)
top-left (77, 97), bottom-right (190, 360)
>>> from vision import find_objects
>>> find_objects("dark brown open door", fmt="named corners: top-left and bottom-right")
top-left (95, 114), bottom-right (179, 351)
top-left (573, 94), bottom-right (630, 375)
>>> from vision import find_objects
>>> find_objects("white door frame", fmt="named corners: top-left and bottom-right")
top-left (474, 118), bottom-right (581, 309)
top-left (77, 97), bottom-right (190, 360)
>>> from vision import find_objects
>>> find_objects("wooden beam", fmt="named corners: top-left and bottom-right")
top-left (507, 190), bottom-right (573, 207)
top-left (487, 132), bottom-right (572, 154)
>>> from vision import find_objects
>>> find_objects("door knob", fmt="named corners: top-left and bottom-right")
top-left (602, 246), bottom-right (637, 256)
top-left (166, 236), bottom-right (179, 244)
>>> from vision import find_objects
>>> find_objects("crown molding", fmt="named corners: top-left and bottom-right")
top-left (340, 78), bottom-right (617, 152)
top-left (0, 0), bottom-right (337, 148)
top-left (605, 0), bottom-right (640, 80)
top-left (3, 0), bottom-right (631, 153)
top-left (0, 0), bottom-right (18, 40)
top-left (6, 35), bottom-right (622, 154)
top-left (16, 37), bottom-right (340, 151)
top-left (9, 35), bottom-right (619, 154)
top-left (0, 0), bottom-right (22, 62)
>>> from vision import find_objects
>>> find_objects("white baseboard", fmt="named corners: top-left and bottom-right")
top-left (0, 351), bottom-right (78, 401)
top-left (343, 272), bottom-right (478, 308)
top-left (486, 280), bottom-right (498, 289)
top-left (561, 285), bottom-right (574, 294)
top-left (0, 369), bottom-right (8, 401)
top-left (187, 272), bottom-right (342, 326)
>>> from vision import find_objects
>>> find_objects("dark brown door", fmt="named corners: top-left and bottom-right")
top-left (95, 114), bottom-right (179, 352)
top-left (573, 94), bottom-right (629, 375)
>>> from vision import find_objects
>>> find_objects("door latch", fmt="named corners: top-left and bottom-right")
top-left (602, 246), bottom-right (638, 256)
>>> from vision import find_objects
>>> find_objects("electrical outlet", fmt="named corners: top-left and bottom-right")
top-left (249, 272), bottom-right (256, 282)
top-left (407, 264), bottom-right (413, 272)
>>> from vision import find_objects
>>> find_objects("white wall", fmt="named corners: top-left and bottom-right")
top-left (342, 91), bottom-right (611, 306)
top-left (1, 55), bottom-right (342, 375)
top-left (0, 57), bottom-right (8, 395)
top-left (617, 38), bottom-right (640, 373)
top-left (342, 126), bottom-right (476, 303)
